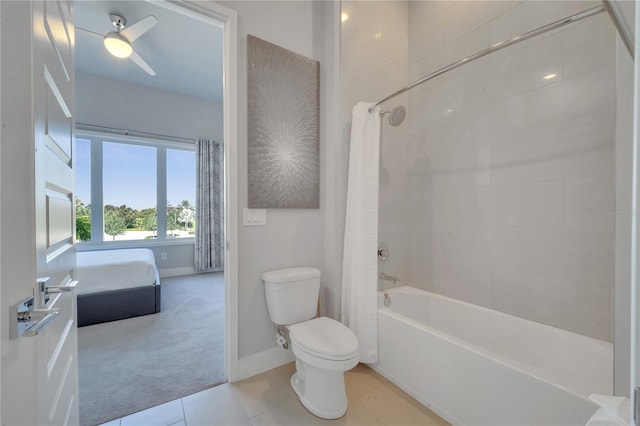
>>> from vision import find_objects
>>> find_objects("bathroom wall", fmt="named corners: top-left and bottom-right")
top-left (81, 0), bottom-right (343, 376)
top-left (212, 1), bottom-right (338, 366)
top-left (403, 1), bottom-right (616, 341)
top-left (196, 0), bottom-right (618, 376)
top-left (340, 1), bottom-right (410, 288)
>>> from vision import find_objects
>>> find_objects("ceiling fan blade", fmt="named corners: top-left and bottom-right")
top-left (76, 27), bottom-right (105, 39)
top-left (130, 49), bottom-right (156, 76)
top-left (121, 15), bottom-right (158, 43)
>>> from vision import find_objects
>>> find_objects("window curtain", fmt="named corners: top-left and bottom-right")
top-left (195, 138), bottom-right (224, 271)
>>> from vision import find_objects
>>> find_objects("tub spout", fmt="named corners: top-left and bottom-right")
top-left (383, 292), bottom-right (391, 307)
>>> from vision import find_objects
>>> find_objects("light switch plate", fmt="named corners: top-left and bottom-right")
top-left (243, 208), bottom-right (267, 226)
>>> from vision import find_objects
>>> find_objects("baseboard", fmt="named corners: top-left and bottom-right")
top-left (159, 266), bottom-right (196, 278)
top-left (235, 346), bottom-right (295, 382)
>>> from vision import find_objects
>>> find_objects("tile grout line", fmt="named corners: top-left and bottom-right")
top-left (179, 397), bottom-right (188, 426)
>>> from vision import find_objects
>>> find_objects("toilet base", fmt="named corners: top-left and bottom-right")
top-left (290, 363), bottom-right (348, 419)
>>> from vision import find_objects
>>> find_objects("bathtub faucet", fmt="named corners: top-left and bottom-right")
top-left (378, 272), bottom-right (400, 286)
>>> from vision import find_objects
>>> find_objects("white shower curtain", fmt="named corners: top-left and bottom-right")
top-left (340, 102), bottom-right (381, 363)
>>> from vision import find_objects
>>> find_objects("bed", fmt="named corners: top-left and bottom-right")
top-left (75, 248), bottom-right (161, 327)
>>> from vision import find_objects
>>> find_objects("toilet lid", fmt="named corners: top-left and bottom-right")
top-left (289, 317), bottom-right (359, 360)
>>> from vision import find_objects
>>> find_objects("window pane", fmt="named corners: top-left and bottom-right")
top-left (167, 149), bottom-right (196, 239)
top-left (103, 141), bottom-right (157, 241)
top-left (75, 138), bottom-right (92, 243)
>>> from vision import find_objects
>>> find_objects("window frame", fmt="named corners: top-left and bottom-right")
top-left (76, 130), bottom-right (196, 248)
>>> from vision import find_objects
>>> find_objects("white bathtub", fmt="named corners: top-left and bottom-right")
top-left (371, 286), bottom-right (613, 426)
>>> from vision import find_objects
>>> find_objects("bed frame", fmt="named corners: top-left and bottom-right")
top-left (77, 283), bottom-right (161, 327)
top-left (76, 248), bottom-right (162, 327)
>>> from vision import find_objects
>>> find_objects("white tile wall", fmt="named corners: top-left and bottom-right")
top-left (471, 95), bottom-right (526, 143)
top-left (564, 177), bottom-right (615, 232)
top-left (402, 0), bottom-right (615, 341)
top-left (564, 13), bottom-right (616, 78)
top-left (489, 122), bottom-right (613, 185)
top-left (349, 1), bottom-right (409, 33)
top-left (342, 0), bottom-right (615, 341)
top-left (438, 1), bottom-right (518, 46)
top-left (487, 33), bottom-right (565, 100)
top-left (341, 1), bottom-right (409, 287)
top-left (489, 1), bottom-right (600, 43)
top-left (342, 41), bottom-right (406, 93)
top-left (523, 68), bottom-right (615, 133)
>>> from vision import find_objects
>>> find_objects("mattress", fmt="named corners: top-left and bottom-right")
top-left (76, 248), bottom-right (159, 295)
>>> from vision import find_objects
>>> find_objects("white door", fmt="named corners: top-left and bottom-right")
top-left (1, 1), bottom-right (79, 425)
top-left (634, 0), bottom-right (640, 417)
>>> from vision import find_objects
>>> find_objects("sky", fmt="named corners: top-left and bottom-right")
top-left (75, 138), bottom-right (196, 210)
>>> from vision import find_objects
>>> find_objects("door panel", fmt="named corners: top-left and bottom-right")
top-left (35, 1), bottom-right (78, 423)
top-left (47, 190), bottom-right (74, 249)
top-left (44, 148), bottom-right (74, 198)
top-left (45, 82), bottom-right (73, 160)
top-left (44, 0), bottom-right (73, 84)
top-left (0, 0), bottom-right (78, 424)
top-left (39, 293), bottom-right (77, 425)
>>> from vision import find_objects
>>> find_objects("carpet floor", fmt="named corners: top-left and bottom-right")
top-left (78, 272), bottom-right (225, 426)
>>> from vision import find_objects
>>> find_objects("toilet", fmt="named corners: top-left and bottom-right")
top-left (262, 267), bottom-right (359, 419)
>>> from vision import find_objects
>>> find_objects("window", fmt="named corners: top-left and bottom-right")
top-left (75, 138), bottom-right (92, 242)
top-left (75, 133), bottom-right (196, 245)
top-left (167, 149), bottom-right (196, 238)
top-left (103, 142), bottom-right (157, 241)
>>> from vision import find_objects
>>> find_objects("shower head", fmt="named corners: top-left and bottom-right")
top-left (382, 105), bottom-right (406, 127)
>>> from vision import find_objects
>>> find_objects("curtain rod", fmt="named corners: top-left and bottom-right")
top-left (76, 123), bottom-right (196, 144)
top-left (369, 5), bottom-right (605, 113)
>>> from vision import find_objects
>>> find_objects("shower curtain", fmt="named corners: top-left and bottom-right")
top-left (340, 102), bottom-right (381, 363)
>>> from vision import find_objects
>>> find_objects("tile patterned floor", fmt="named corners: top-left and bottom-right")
top-left (98, 362), bottom-right (449, 426)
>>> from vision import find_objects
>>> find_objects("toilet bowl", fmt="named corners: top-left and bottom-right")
top-left (261, 267), bottom-right (360, 419)
top-left (288, 317), bottom-right (359, 419)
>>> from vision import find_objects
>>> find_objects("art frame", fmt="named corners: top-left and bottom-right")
top-left (247, 34), bottom-right (320, 209)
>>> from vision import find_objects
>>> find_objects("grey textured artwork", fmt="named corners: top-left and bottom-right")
top-left (247, 35), bottom-right (320, 209)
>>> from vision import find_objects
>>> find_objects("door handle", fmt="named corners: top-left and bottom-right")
top-left (23, 309), bottom-right (60, 337)
top-left (10, 296), bottom-right (60, 339)
top-left (47, 280), bottom-right (77, 294)
top-left (38, 277), bottom-right (77, 305)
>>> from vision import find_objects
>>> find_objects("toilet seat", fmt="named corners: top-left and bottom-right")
top-left (289, 317), bottom-right (359, 361)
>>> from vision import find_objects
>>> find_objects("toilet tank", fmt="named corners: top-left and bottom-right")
top-left (262, 267), bottom-right (321, 325)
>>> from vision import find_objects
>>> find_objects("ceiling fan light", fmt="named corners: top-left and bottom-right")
top-left (104, 33), bottom-right (132, 59)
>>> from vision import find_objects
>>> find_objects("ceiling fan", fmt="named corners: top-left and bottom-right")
top-left (77, 13), bottom-right (159, 76)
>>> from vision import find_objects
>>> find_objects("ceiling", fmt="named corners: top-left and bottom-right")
top-left (75, 1), bottom-right (224, 102)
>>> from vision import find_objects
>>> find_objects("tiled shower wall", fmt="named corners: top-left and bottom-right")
top-left (342, 1), bottom-right (615, 341)
top-left (340, 1), bottom-right (410, 284)
top-left (403, 1), bottom-right (616, 341)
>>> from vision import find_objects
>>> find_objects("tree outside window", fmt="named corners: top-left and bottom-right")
top-left (104, 209), bottom-right (126, 240)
